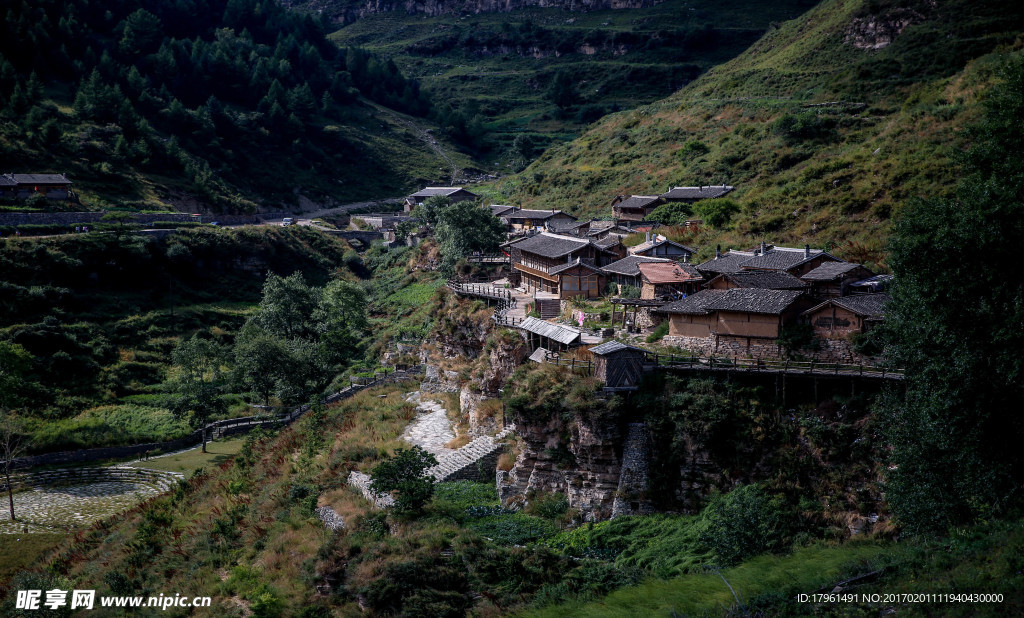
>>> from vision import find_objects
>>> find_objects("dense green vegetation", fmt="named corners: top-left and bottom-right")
top-left (878, 55), bottom-right (1024, 534)
top-left (490, 0), bottom-right (1024, 262)
top-left (0, 0), bottom-right (469, 209)
top-left (328, 0), bottom-right (814, 169)
top-left (0, 226), bottom-right (365, 452)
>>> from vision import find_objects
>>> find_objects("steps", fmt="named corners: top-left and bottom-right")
top-left (427, 426), bottom-right (515, 482)
top-left (534, 298), bottom-right (561, 319)
top-left (4, 466), bottom-right (184, 493)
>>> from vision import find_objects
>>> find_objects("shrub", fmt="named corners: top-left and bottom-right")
top-left (645, 321), bottom-right (669, 343)
top-left (370, 446), bottom-right (439, 517)
top-left (698, 484), bottom-right (790, 566)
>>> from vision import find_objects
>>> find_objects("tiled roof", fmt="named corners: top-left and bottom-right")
top-left (411, 186), bottom-right (475, 198)
top-left (513, 232), bottom-right (590, 259)
top-left (504, 209), bottom-right (576, 221)
top-left (709, 271), bottom-right (806, 290)
top-left (587, 220), bottom-right (618, 232)
top-left (629, 238), bottom-right (695, 255)
top-left (638, 262), bottom-right (704, 284)
top-left (696, 250), bottom-right (756, 275)
top-left (805, 293), bottom-right (889, 318)
top-left (660, 185), bottom-right (733, 200)
top-left (800, 261), bottom-right (866, 281)
top-left (0, 175), bottom-right (15, 186)
top-left (592, 236), bottom-right (623, 249)
top-left (549, 258), bottom-right (604, 275)
top-left (519, 317), bottom-right (582, 345)
top-left (6, 173), bottom-right (71, 185)
top-left (659, 288), bottom-right (804, 315)
top-left (489, 204), bottom-right (515, 216)
top-left (589, 341), bottom-right (647, 356)
top-left (548, 220), bottom-right (590, 233)
top-left (614, 195), bottom-right (662, 210)
top-left (739, 247), bottom-right (841, 272)
top-left (601, 255), bottom-right (672, 276)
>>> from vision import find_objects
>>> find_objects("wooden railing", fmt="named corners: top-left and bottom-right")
top-left (466, 253), bottom-right (510, 263)
top-left (447, 279), bottom-right (523, 327)
top-left (644, 352), bottom-right (902, 379)
top-left (544, 351), bottom-right (595, 375)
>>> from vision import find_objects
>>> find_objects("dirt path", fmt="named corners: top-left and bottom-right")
top-left (363, 99), bottom-right (461, 185)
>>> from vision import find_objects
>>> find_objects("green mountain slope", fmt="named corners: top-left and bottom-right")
top-left (492, 0), bottom-right (1024, 264)
top-left (327, 0), bottom-right (815, 170)
top-left (0, 0), bottom-right (473, 212)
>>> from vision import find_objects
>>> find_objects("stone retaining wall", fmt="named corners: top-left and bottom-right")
top-left (661, 334), bottom-right (874, 364)
top-left (0, 211), bottom-right (289, 227)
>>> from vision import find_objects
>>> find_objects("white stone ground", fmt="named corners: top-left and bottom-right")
top-left (1, 467), bottom-right (184, 534)
top-left (401, 392), bottom-right (457, 456)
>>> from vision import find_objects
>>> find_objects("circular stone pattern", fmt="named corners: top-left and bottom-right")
top-left (1, 467), bottom-right (183, 534)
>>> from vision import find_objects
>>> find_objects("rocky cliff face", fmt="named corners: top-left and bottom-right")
top-left (498, 405), bottom-right (625, 521)
top-left (286, 0), bottom-right (660, 23)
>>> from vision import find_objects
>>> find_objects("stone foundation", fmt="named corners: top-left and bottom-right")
top-left (662, 334), bottom-right (879, 364)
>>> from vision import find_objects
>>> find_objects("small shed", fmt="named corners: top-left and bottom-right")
top-left (590, 341), bottom-right (649, 390)
top-left (802, 293), bottom-right (889, 339)
top-left (519, 316), bottom-right (582, 351)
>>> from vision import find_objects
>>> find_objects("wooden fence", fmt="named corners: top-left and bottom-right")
top-left (447, 279), bottom-right (523, 327)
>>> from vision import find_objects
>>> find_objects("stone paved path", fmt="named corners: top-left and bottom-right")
top-left (1, 467), bottom-right (184, 534)
top-left (401, 392), bottom-right (456, 456)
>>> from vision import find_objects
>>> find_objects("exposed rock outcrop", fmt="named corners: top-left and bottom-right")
top-left (498, 408), bottom-right (624, 521)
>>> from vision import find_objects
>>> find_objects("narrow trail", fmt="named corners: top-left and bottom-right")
top-left (363, 99), bottom-right (461, 185)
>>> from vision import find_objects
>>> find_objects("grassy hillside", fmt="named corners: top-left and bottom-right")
top-left (489, 0), bottom-right (1024, 264)
top-left (0, 0), bottom-right (474, 212)
top-left (328, 0), bottom-right (815, 170)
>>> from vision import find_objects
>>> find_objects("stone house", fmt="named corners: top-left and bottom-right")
top-left (1, 173), bottom-right (72, 199)
top-left (799, 262), bottom-right (875, 298)
top-left (802, 293), bottom-right (889, 339)
top-left (589, 341), bottom-right (648, 390)
top-left (627, 235), bottom-right (695, 261)
top-left (659, 185), bottom-right (734, 203)
top-left (601, 255), bottom-right (673, 289)
top-left (404, 186), bottom-right (479, 211)
top-left (500, 208), bottom-right (578, 234)
top-left (508, 232), bottom-right (612, 297)
top-left (610, 195), bottom-right (663, 221)
top-left (656, 288), bottom-right (814, 356)
top-left (637, 261), bottom-right (704, 300)
top-left (705, 270), bottom-right (807, 291)
top-left (738, 242), bottom-right (844, 277)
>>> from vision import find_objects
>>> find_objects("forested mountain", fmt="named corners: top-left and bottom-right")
top-left (491, 0), bottom-right (1024, 264)
top-left (0, 0), bottom-right (466, 210)
top-left (328, 0), bottom-right (815, 169)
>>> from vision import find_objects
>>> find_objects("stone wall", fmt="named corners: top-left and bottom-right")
top-left (662, 333), bottom-right (877, 364)
top-left (610, 423), bottom-right (654, 518)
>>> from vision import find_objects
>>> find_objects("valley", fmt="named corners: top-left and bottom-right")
top-left (1, 0), bottom-right (1023, 615)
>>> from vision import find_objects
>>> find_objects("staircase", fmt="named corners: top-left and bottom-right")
top-left (428, 425), bottom-right (515, 482)
top-left (534, 298), bottom-right (561, 319)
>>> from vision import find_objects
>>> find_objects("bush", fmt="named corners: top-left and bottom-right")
top-left (699, 484), bottom-right (790, 566)
top-left (370, 446), bottom-right (439, 517)
top-left (645, 321), bottom-right (669, 343)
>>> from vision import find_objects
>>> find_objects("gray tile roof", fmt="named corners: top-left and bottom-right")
top-left (548, 220), bottom-right (590, 233)
top-left (513, 232), bottom-right (591, 259)
top-left (799, 261), bottom-right (865, 281)
top-left (614, 195), bottom-right (663, 210)
top-left (630, 238), bottom-right (695, 255)
top-left (660, 185), bottom-right (733, 200)
top-left (709, 271), bottom-right (807, 290)
top-left (548, 258), bottom-right (604, 275)
top-left (592, 236), bottom-right (623, 249)
top-left (504, 209), bottom-right (576, 221)
top-left (0, 175), bottom-right (15, 187)
top-left (411, 186), bottom-right (474, 198)
top-left (519, 317), bottom-right (582, 345)
top-left (489, 204), bottom-right (515, 216)
top-left (589, 341), bottom-right (648, 356)
top-left (6, 173), bottom-right (71, 185)
top-left (811, 293), bottom-right (889, 317)
top-left (696, 251), bottom-right (756, 275)
top-left (601, 255), bottom-right (672, 276)
top-left (659, 288), bottom-right (804, 315)
top-left (739, 247), bottom-right (841, 272)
